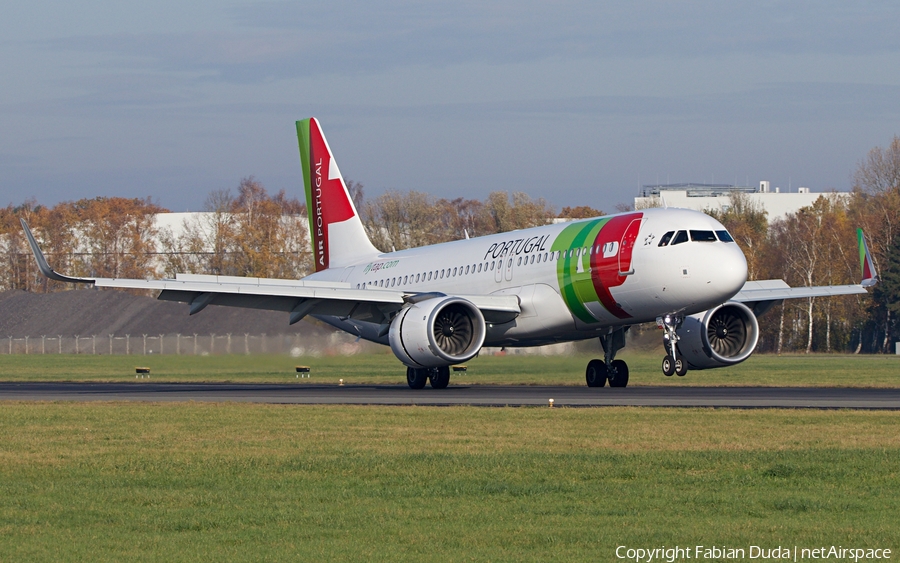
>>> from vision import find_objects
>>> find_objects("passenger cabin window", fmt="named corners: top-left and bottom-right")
top-left (658, 231), bottom-right (675, 247)
top-left (671, 230), bottom-right (689, 245)
top-left (716, 230), bottom-right (735, 243)
top-left (690, 230), bottom-right (717, 242)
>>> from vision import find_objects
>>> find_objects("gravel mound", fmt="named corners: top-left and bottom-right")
top-left (0, 289), bottom-right (331, 338)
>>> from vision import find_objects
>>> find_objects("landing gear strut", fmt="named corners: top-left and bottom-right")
top-left (585, 327), bottom-right (630, 388)
top-left (658, 313), bottom-right (688, 377)
top-left (406, 366), bottom-right (451, 389)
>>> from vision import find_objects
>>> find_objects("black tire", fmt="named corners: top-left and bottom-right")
top-left (585, 359), bottom-right (608, 387)
top-left (407, 367), bottom-right (428, 389)
top-left (675, 357), bottom-right (688, 377)
top-left (608, 359), bottom-right (629, 388)
top-left (429, 366), bottom-right (451, 389)
top-left (662, 355), bottom-right (676, 377)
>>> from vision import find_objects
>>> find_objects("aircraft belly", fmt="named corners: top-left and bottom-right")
top-left (580, 300), bottom-right (624, 325)
top-left (485, 283), bottom-right (578, 342)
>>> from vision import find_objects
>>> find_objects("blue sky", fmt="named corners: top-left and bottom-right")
top-left (2, 1), bottom-right (899, 212)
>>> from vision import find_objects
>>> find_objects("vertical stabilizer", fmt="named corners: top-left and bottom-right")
top-left (297, 118), bottom-right (379, 271)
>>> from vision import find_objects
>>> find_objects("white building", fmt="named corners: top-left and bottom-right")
top-left (633, 181), bottom-right (849, 222)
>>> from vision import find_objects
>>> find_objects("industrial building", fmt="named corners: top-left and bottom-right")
top-left (633, 181), bottom-right (848, 222)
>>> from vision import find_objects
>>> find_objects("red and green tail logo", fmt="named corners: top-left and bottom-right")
top-left (297, 118), bottom-right (356, 271)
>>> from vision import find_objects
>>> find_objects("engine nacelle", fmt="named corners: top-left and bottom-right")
top-left (389, 296), bottom-right (487, 368)
top-left (676, 301), bottom-right (759, 370)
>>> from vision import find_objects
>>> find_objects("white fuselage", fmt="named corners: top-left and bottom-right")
top-left (305, 208), bottom-right (748, 347)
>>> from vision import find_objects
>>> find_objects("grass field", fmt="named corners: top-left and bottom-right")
top-left (1, 404), bottom-right (898, 562)
top-left (2, 353), bottom-right (897, 560)
top-left (0, 350), bottom-right (898, 386)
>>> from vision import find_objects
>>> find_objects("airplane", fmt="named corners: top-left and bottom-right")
top-left (21, 118), bottom-right (879, 389)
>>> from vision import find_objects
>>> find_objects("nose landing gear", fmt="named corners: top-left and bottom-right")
top-left (585, 327), bottom-right (630, 388)
top-left (658, 314), bottom-right (688, 377)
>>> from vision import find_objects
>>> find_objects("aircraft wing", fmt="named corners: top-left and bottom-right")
top-left (732, 227), bottom-right (877, 314)
top-left (20, 219), bottom-right (521, 325)
top-left (732, 278), bottom-right (872, 318)
top-left (733, 279), bottom-right (870, 302)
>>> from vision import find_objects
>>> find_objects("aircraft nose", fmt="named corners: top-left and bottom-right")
top-left (713, 243), bottom-right (748, 300)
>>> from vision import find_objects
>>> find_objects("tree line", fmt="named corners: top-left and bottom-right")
top-left (701, 136), bottom-right (900, 354)
top-left (2, 138), bottom-right (899, 353)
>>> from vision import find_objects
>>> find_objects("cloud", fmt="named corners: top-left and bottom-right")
top-left (41, 1), bottom-right (900, 83)
top-left (301, 82), bottom-right (900, 127)
top-left (9, 70), bottom-right (899, 131)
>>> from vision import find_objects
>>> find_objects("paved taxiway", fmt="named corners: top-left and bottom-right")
top-left (1, 383), bottom-right (899, 409)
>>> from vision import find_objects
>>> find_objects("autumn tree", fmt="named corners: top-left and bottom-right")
top-left (760, 195), bottom-right (867, 353)
top-left (0, 202), bottom-right (36, 292)
top-left (159, 178), bottom-right (311, 279)
top-left (156, 217), bottom-right (209, 278)
top-left (850, 135), bottom-right (900, 351)
top-left (361, 190), bottom-right (442, 252)
top-left (870, 230), bottom-right (900, 349)
top-left (201, 188), bottom-right (239, 276)
top-left (229, 177), bottom-right (309, 278)
top-left (477, 191), bottom-right (554, 234)
top-left (705, 192), bottom-right (768, 280)
top-left (434, 197), bottom-right (484, 240)
top-left (69, 197), bottom-right (167, 281)
top-left (559, 205), bottom-right (604, 219)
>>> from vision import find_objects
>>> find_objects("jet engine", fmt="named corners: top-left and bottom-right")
top-left (676, 302), bottom-right (759, 370)
top-left (389, 296), bottom-right (487, 368)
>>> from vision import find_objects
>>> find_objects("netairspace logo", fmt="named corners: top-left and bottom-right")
top-left (615, 545), bottom-right (892, 562)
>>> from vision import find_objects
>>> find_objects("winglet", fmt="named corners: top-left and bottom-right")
top-left (19, 219), bottom-right (95, 284)
top-left (858, 228), bottom-right (878, 287)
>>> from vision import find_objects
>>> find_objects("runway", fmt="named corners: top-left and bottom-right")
top-left (2, 382), bottom-right (900, 409)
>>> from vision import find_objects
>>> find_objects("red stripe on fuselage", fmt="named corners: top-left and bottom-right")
top-left (590, 213), bottom-right (642, 319)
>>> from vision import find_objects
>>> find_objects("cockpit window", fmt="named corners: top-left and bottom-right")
top-left (671, 230), bottom-right (689, 245)
top-left (658, 231), bottom-right (675, 247)
top-left (690, 230), bottom-right (717, 242)
top-left (716, 230), bottom-right (735, 243)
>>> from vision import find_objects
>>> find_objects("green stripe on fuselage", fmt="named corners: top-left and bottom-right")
top-left (552, 218), bottom-right (609, 324)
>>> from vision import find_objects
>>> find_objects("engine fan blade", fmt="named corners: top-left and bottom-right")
top-left (433, 305), bottom-right (474, 356)
top-left (708, 312), bottom-right (746, 356)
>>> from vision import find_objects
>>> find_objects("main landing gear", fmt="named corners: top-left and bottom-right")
top-left (585, 327), bottom-right (630, 388)
top-left (406, 366), bottom-right (451, 389)
top-left (658, 313), bottom-right (688, 377)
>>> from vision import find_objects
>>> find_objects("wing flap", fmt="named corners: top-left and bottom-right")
top-left (733, 280), bottom-right (869, 302)
top-left (93, 277), bottom-right (405, 303)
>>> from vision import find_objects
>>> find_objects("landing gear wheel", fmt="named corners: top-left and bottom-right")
top-left (674, 357), bottom-right (688, 377)
top-left (662, 355), bottom-right (676, 377)
top-left (429, 366), bottom-right (451, 389)
top-left (585, 359), bottom-right (608, 387)
top-left (406, 367), bottom-right (428, 389)
top-left (608, 359), bottom-right (629, 388)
